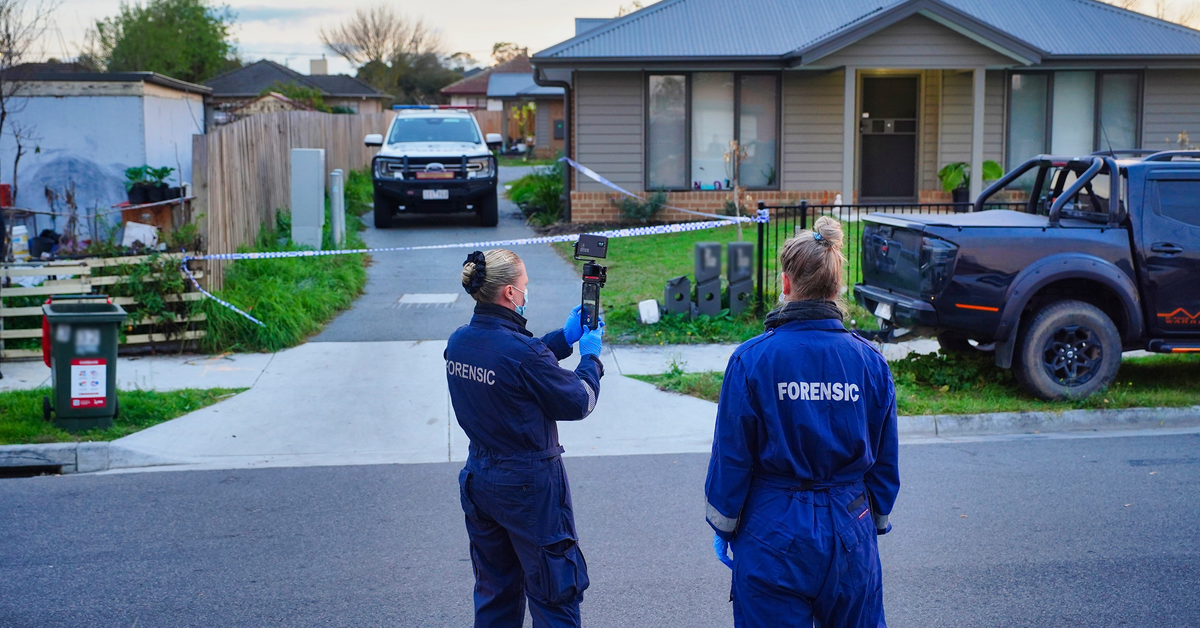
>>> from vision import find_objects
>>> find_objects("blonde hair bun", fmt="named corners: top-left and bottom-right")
top-left (811, 215), bottom-right (845, 250)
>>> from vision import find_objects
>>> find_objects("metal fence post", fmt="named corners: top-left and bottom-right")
top-left (755, 201), bottom-right (766, 318)
top-left (800, 200), bottom-right (808, 232)
top-left (330, 169), bottom-right (345, 248)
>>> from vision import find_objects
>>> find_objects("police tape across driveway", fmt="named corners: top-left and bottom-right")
top-left (179, 212), bottom-right (768, 327)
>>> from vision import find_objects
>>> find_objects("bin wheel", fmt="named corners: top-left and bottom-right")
top-left (43, 396), bottom-right (52, 422)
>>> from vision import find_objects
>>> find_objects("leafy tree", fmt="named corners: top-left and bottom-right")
top-left (491, 42), bottom-right (526, 64)
top-left (91, 0), bottom-right (239, 84)
top-left (260, 82), bottom-right (331, 113)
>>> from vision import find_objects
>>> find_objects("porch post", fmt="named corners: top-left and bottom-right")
top-left (970, 67), bottom-right (986, 201)
top-left (842, 67), bottom-right (856, 204)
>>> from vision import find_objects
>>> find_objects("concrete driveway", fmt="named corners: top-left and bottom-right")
top-left (312, 166), bottom-right (581, 342)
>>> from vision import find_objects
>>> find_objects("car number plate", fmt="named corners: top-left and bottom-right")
top-left (423, 189), bottom-right (449, 200)
top-left (874, 302), bottom-right (893, 321)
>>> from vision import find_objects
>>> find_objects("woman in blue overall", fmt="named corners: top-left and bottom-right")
top-left (706, 217), bottom-right (900, 627)
top-left (446, 249), bottom-right (605, 628)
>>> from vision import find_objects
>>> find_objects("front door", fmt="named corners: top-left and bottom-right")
top-left (860, 76), bottom-right (919, 201)
top-left (1142, 170), bottom-right (1200, 337)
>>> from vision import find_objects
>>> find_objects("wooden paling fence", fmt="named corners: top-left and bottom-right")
top-left (192, 111), bottom-right (392, 289)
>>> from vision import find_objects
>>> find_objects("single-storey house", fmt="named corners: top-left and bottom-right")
top-left (532, 0), bottom-right (1200, 222)
top-left (441, 55), bottom-right (565, 157)
top-left (205, 59), bottom-right (389, 125)
top-left (0, 63), bottom-right (208, 235)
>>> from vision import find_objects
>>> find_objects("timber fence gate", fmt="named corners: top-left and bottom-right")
top-left (753, 201), bottom-right (1026, 316)
top-left (193, 111), bottom-right (393, 289)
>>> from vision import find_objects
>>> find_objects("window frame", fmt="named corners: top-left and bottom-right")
top-left (1005, 70), bottom-right (1143, 165)
top-left (644, 71), bottom-right (783, 192)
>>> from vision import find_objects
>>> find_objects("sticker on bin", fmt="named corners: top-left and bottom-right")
top-left (70, 358), bottom-right (107, 408)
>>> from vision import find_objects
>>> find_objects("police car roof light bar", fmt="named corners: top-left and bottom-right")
top-left (392, 105), bottom-right (477, 110)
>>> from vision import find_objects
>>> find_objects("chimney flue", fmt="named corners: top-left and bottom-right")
top-left (310, 58), bottom-right (328, 75)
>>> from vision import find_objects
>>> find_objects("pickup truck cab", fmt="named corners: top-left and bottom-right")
top-left (855, 150), bottom-right (1200, 399)
top-left (364, 106), bottom-right (499, 228)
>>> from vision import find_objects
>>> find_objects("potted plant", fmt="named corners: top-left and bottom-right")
top-left (124, 166), bottom-right (152, 204)
top-left (146, 166), bottom-right (175, 203)
top-left (937, 160), bottom-right (1004, 211)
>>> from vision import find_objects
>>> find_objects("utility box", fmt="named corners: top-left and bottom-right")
top-left (664, 275), bottom-right (691, 317)
top-left (42, 295), bottom-right (127, 432)
top-left (695, 242), bottom-right (722, 283)
top-left (696, 278), bottom-right (722, 318)
top-left (291, 148), bottom-right (326, 250)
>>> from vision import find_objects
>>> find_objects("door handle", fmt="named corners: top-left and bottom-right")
top-left (1152, 242), bottom-right (1185, 255)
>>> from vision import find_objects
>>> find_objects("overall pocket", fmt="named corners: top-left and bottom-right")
top-left (528, 536), bottom-right (590, 605)
top-left (835, 495), bottom-right (879, 591)
top-left (458, 468), bottom-right (478, 520)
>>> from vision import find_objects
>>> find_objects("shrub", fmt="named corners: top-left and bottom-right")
top-left (616, 191), bottom-right (667, 223)
top-left (506, 162), bottom-right (564, 224)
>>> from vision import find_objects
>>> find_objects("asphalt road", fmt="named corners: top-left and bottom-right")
top-left (2, 431), bottom-right (1198, 627)
top-left (312, 166), bottom-right (582, 342)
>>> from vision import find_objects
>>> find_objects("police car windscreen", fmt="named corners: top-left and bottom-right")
top-left (389, 117), bottom-right (481, 144)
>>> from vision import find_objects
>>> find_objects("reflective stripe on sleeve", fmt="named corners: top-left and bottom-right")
top-left (582, 381), bottom-right (597, 416)
top-left (706, 501), bottom-right (739, 534)
top-left (873, 511), bottom-right (889, 530)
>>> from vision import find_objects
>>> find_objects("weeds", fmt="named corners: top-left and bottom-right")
top-left (507, 162), bottom-right (564, 225)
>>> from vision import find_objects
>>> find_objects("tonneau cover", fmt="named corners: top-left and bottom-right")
top-left (865, 209), bottom-right (1052, 228)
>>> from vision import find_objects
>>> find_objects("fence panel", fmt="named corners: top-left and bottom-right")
top-left (755, 201), bottom-right (1027, 314)
top-left (196, 111), bottom-right (393, 288)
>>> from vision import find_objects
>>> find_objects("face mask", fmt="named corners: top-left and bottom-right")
top-left (509, 285), bottom-right (529, 317)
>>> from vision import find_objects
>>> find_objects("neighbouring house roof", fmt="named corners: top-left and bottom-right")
top-left (5, 62), bottom-right (212, 94)
top-left (205, 59), bottom-right (387, 99)
top-left (534, 0), bottom-right (1200, 64)
top-left (440, 55), bottom-right (561, 97)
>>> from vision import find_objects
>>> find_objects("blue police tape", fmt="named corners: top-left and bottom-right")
top-left (559, 156), bottom-right (753, 222)
top-left (180, 213), bottom-right (770, 327)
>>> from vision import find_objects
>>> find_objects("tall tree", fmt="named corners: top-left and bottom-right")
top-left (91, 0), bottom-right (239, 84)
top-left (320, 4), bottom-right (460, 104)
top-left (1100, 0), bottom-right (1198, 27)
top-left (490, 42), bottom-right (527, 64)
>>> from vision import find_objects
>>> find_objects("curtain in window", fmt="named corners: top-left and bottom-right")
top-left (1100, 74), bottom-right (1139, 150)
top-left (1051, 72), bottom-right (1096, 156)
top-left (691, 73), bottom-right (735, 190)
top-left (1008, 73), bottom-right (1049, 188)
top-left (648, 75), bottom-right (687, 189)
top-left (738, 75), bottom-right (778, 188)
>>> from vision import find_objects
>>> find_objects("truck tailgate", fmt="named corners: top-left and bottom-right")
top-left (861, 214), bottom-right (928, 298)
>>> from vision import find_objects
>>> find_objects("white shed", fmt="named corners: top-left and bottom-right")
top-left (0, 66), bottom-right (208, 236)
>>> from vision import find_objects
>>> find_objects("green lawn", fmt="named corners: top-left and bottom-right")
top-left (551, 218), bottom-right (875, 344)
top-left (632, 353), bottom-right (1200, 416)
top-left (0, 388), bottom-right (244, 445)
top-left (497, 156), bottom-right (558, 168)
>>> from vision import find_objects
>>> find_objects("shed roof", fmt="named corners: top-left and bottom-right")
top-left (535, 0), bottom-right (1200, 63)
top-left (6, 63), bottom-right (212, 94)
top-left (205, 59), bottom-right (387, 99)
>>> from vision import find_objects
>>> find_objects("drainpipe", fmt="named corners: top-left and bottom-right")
top-left (534, 66), bottom-right (573, 222)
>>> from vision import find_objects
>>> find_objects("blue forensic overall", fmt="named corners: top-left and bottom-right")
top-left (446, 303), bottom-right (603, 628)
top-left (705, 301), bottom-right (900, 628)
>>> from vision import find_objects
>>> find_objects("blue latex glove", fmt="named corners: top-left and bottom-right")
top-left (714, 533), bottom-right (733, 569)
top-left (563, 305), bottom-right (586, 346)
top-left (579, 321), bottom-right (605, 357)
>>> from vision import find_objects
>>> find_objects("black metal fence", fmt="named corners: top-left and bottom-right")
top-left (754, 201), bottom-right (1026, 315)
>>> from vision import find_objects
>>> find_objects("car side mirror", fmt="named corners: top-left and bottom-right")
top-left (485, 132), bottom-right (503, 151)
top-left (364, 134), bottom-right (384, 147)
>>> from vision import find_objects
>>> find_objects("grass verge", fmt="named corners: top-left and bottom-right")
top-left (551, 220), bottom-right (875, 344)
top-left (200, 169), bottom-right (373, 353)
top-left (631, 353), bottom-right (1200, 415)
top-left (497, 156), bottom-right (557, 167)
top-left (0, 388), bottom-right (244, 445)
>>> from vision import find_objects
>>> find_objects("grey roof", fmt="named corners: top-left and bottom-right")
top-left (487, 73), bottom-right (564, 98)
top-left (535, 0), bottom-right (1200, 62)
top-left (206, 60), bottom-right (387, 98)
top-left (7, 63), bottom-right (212, 93)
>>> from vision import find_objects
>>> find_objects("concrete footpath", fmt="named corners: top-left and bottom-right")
top-left (3, 340), bottom-right (1196, 474)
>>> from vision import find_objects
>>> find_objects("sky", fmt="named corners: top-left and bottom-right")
top-left (40, 0), bottom-right (635, 76)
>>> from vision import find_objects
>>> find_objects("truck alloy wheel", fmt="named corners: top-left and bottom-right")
top-left (1014, 300), bottom-right (1121, 401)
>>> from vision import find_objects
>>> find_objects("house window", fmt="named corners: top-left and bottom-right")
top-left (646, 72), bottom-right (780, 190)
top-left (1007, 71), bottom-right (1142, 175)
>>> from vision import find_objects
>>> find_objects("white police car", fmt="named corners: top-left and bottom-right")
top-left (364, 106), bottom-right (500, 228)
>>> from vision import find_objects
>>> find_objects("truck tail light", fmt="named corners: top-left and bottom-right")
top-left (919, 236), bottom-right (958, 296)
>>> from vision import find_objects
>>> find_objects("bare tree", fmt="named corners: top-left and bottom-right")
top-left (319, 4), bottom-right (443, 67)
top-left (9, 117), bottom-right (37, 205)
top-left (0, 0), bottom-right (58, 184)
top-left (1101, 0), bottom-right (1199, 27)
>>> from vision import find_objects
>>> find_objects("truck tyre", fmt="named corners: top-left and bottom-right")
top-left (478, 190), bottom-right (499, 227)
top-left (373, 191), bottom-right (394, 229)
top-left (1013, 300), bottom-right (1121, 401)
top-left (936, 333), bottom-right (975, 354)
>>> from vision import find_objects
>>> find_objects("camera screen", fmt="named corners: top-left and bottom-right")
top-left (575, 234), bottom-right (608, 259)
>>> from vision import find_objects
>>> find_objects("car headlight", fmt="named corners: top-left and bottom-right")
top-left (466, 156), bottom-right (494, 179)
top-left (375, 159), bottom-right (403, 179)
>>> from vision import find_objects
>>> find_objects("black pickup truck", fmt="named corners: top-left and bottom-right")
top-left (855, 150), bottom-right (1200, 400)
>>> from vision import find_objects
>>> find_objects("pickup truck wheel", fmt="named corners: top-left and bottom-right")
top-left (373, 191), bottom-right (394, 229)
top-left (478, 191), bottom-right (498, 227)
top-left (1013, 300), bottom-right (1121, 401)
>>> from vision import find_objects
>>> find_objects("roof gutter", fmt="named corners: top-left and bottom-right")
top-left (533, 66), bottom-right (574, 222)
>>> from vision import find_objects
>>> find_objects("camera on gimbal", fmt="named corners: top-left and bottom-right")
top-left (573, 234), bottom-right (608, 330)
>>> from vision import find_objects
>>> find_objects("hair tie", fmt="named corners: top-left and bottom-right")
top-left (463, 251), bottom-right (487, 295)
top-left (812, 231), bottom-right (824, 242)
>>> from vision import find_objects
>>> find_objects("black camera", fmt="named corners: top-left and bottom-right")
top-left (573, 234), bottom-right (608, 330)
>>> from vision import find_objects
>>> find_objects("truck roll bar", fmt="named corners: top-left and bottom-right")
top-left (1048, 156), bottom-right (1103, 225)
